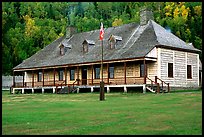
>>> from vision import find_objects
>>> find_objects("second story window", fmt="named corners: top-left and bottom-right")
top-left (82, 40), bottom-right (95, 53)
top-left (83, 44), bottom-right (88, 52)
top-left (108, 35), bottom-right (122, 49)
top-left (59, 44), bottom-right (65, 55)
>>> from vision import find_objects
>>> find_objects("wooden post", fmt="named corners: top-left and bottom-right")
top-left (107, 63), bottom-right (109, 84)
top-left (100, 81), bottom-right (105, 100)
top-left (157, 83), bottom-right (160, 93)
top-left (13, 71), bottom-right (15, 87)
top-left (77, 66), bottom-right (79, 85)
top-left (144, 59), bottom-right (146, 84)
top-left (22, 72), bottom-right (24, 87)
top-left (155, 76), bottom-right (157, 83)
top-left (65, 67), bottom-right (67, 86)
top-left (91, 65), bottom-right (93, 85)
top-left (32, 70), bottom-right (34, 87)
top-left (42, 69), bottom-right (44, 87)
top-left (124, 62), bottom-right (126, 84)
top-left (53, 68), bottom-right (55, 86)
top-left (167, 83), bottom-right (170, 93)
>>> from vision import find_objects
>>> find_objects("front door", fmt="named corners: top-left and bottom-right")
top-left (82, 67), bottom-right (87, 85)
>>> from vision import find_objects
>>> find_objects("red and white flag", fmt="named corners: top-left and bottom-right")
top-left (99, 22), bottom-right (104, 40)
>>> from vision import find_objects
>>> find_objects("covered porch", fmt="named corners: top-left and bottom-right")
top-left (12, 57), bottom-right (169, 94)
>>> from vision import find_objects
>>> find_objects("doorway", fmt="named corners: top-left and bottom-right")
top-left (82, 67), bottom-right (87, 85)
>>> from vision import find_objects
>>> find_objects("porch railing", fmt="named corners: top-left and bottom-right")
top-left (13, 80), bottom-right (67, 88)
top-left (13, 77), bottom-right (145, 88)
top-left (80, 77), bottom-right (144, 86)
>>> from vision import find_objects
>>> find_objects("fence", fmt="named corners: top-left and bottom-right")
top-left (2, 76), bottom-right (23, 90)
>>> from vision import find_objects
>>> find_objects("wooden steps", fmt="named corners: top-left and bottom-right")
top-left (146, 86), bottom-right (156, 93)
top-left (146, 84), bottom-right (168, 93)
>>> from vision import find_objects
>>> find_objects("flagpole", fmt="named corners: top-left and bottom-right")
top-left (100, 23), bottom-right (105, 101)
top-left (101, 39), bottom-right (103, 82)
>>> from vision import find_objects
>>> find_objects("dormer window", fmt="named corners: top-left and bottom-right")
top-left (108, 35), bottom-right (122, 49)
top-left (82, 39), bottom-right (95, 53)
top-left (59, 43), bottom-right (72, 56)
top-left (59, 44), bottom-right (65, 55)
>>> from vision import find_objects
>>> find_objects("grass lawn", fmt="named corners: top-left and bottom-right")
top-left (2, 89), bottom-right (202, 135)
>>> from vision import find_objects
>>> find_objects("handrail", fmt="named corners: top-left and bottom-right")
top-left (146, 76), bottom-right (157, 92)
top-left (155, 76), bottom-right (170, 93)
top-left (146, 76), bottom-right (156, 84)
top-left (55, 80), bottom-right (66, 93)
top-left (157, 77), bottom-right (169, 86)
top-left (73, 79), bottom-right (79, 89)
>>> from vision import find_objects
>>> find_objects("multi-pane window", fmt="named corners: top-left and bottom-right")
top-left (187, 65), bottom-right (192, 79)
top-left (168, 63), bottom-right (173, 78)
top-left (110, 41), bottom-right (115, 49)
top-left (59, 70), bottom-right (64, 81)
top-left (109, 65), bottom-right (114, 78)
top-left (95, 67), bottom-right (100, 79)
top-left (83, 44), bottom-right (88, 52)
top-left (38, 72), bottom-right (42, 82)
top-left (70, 69), bottom-right (75, 81)
top-left (140, 64), bottom-right (144, 77)
top-left (59, 44), bottom-right (65, 55)
top-left (60, 47), bottom-right (64, 55)
top-left (108, 35), bottom-right (122, 49)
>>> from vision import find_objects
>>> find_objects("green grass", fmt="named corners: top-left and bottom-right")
top-left (2, 90), bottom-right (202, 135)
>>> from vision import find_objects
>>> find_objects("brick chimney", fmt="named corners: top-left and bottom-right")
top-left (66, 26), bottom-right (77, 39)
top-left (140, 7), bottom-right (154, 26)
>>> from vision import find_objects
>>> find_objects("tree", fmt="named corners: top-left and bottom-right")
top-left (112, 18), bottom-right (123, 27)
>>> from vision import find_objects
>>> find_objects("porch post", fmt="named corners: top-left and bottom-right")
top-left (167, 83), bottom-right (170, 93)
top-left (13, 71), bottom-right (15, 87)
top-left (107, 63), bottom-right (109, 84)
top-left (155, 76), bottom-right (157, 83)
top-left (22, 72), bottom-right (24, 87)
top-left (32, 70), bottom-right (34, 87)
top-left (91, 65), bottom-right (93, 85)
top-left (42, 69), bottom-right (44, 87)
top-left (143, 59), bottom-right (146, 84)
top-left (65, 67), bottom-right (67, 86)
top-left (53, 68), bottom-right (55, 86)
top-left (124, 62), bottom-right (127, 84)
top-left (77, 66), bottom-right (79, 85)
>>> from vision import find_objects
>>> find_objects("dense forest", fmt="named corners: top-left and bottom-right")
top-left (2, 2), bottom-right (202, 75)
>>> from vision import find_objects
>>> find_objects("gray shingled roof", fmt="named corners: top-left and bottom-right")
top-left (14, 20), bottom-right (200, 70)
